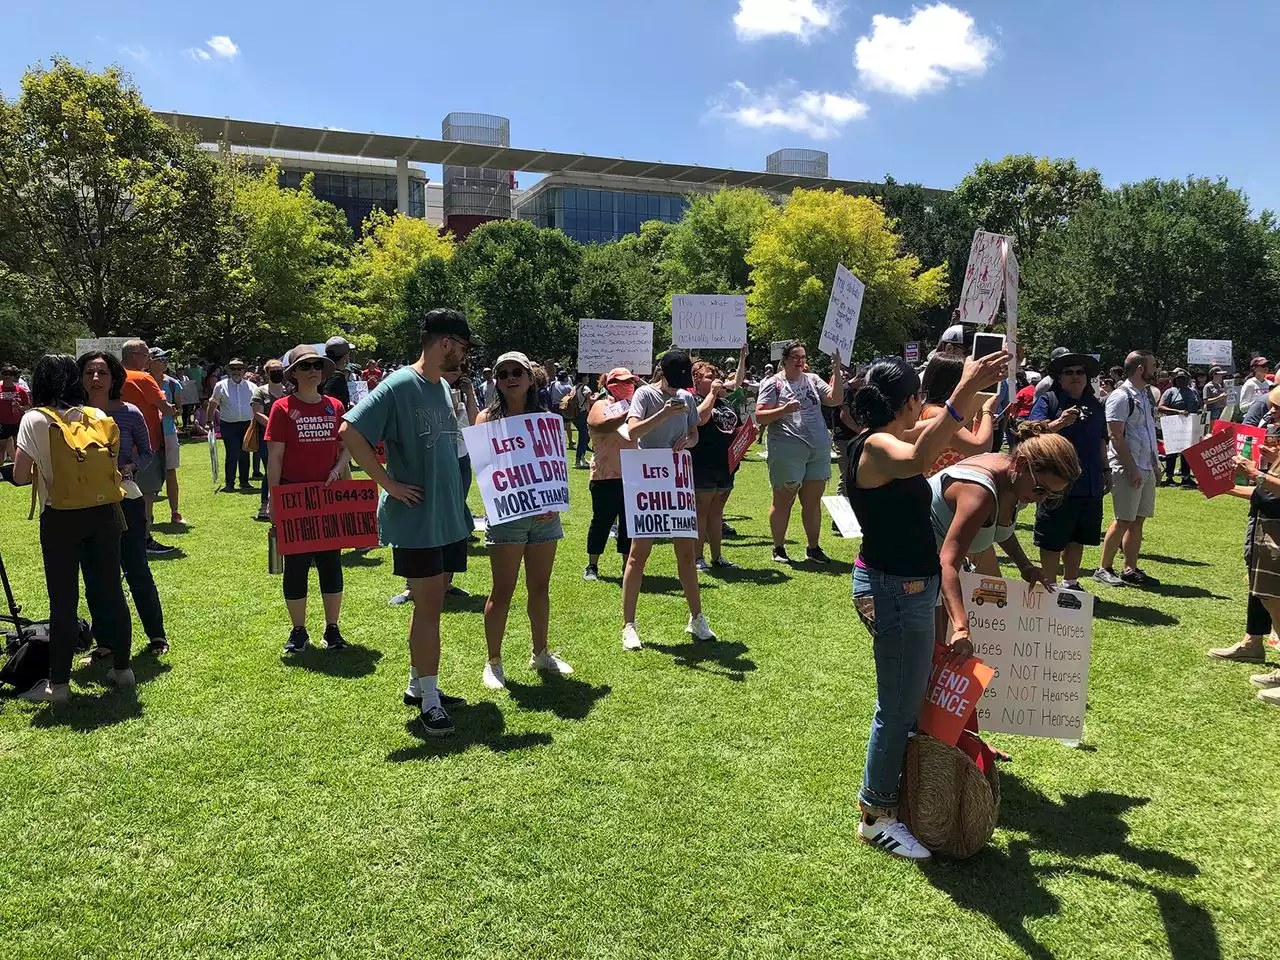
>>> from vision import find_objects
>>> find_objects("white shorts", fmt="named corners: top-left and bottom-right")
top-left (1110, 468), bottom-right (1156, 522)
top-left (164, 432), bottom-right (180, 471)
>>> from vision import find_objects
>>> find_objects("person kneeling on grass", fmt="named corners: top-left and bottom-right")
top-left (475, 351), bottom-right (572, 689)
top-left (691, 348), bottom-right (748, 572)
top-left (621, 349), bottom-right (716, 650)
top-left (847, 351), bottom-right (1009, 860)
top-left (755, 341), bottom-right (845, 565)
top-left (267, 345), bottom-right (352, 655)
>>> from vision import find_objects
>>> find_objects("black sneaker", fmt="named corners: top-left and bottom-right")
top-left (283, 627), bottom-right (309, 655)
top-left (772, 546), bottom-right (792, 564)
top-left (446, 585), bottom-right (471, 598)
top-left (403, 688), bottom-right (467, 708)
top-left (722, 522), bottom-right (737, 536)
top-left (417, 704), bottom-right (454, 738)
top-left (806, 546), bottom-right (832, 564)
top-left (583, 565), bottom-right (599, 582)
top-left (323, 624), bottom-right (347, 650)
top-left (145, 537), bottom-right (178, 556)
top-left (1119, 568), bottom-right (1148, 586)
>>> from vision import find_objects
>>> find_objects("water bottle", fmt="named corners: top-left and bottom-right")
top-left (268, 526), bottom-right (283, 575)
top-left (1239, 436), bottom-right (1255, 485)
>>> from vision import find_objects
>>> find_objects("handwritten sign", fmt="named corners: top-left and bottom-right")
top-left (822, 495), bottom-right (862, 539)
top-left (1183, 426), bottom-right (1241, 499)
top-left (818, 263), bottom-right (864, 365)
top-left (770, 340), bottom-right (791, 362)
top-left (348, 380), bottom-right (369, 404)
top-left (671, 295), bottom-right (747, 350)
top-left (1160, 415), bottom-right (1203, 454)
top-left (1188, 339), bottom-right (1233, 367)
top-left (75, 337), bottom-right (131, 359)
top-left (958, 231), bottom-right (1008, 326)
top-left (961, 572), bottom-right (1093, 739)
top-left (463, 413), bottom-right (570, 524)
top-left (904, 342), bottom-right (921, 363)
top-left (621, 448), bottom-right (697, 539)
top-left (1003, 242), bottom-right (1020, 393)
top-left (271, 480), bottom-right (379, 555)
top-left (578, 319), bottom-right (654, 375)
top-left (919, 648), bottom-right (996, 746)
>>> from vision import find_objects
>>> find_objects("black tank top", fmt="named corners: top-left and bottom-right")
top-left (846, 430), bottom-right (941, 577)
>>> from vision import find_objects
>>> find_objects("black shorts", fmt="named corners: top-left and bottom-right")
top-left (1034, 495), bottom-right (1104, 551)
top-left (693, 464), bottom-right (735, 494)
top-left (392, 539), bottom-right (469, 580)
top-left (0, 423), bottom-right (17, 441)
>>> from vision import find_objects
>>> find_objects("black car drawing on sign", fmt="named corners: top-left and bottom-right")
top-left (1056, 592), bottom-right (1082, 610)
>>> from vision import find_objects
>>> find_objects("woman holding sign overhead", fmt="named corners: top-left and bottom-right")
top-left (474, 351), bottom-right (571, 690)
top-left (755, 341), bottom-right (844, 566)
top-left (845, 350), bottom-right (1008, 860)
top-left (266, 344), bottom-right (351, 655)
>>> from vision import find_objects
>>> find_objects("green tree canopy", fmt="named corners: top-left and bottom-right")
top-left (659, 187), bottom-right (778, 296)
top-left (746, 189), bottom-right (947, 360)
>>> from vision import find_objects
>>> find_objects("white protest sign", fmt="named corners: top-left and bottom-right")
top-left (818, 263), bottom-right (865, 365)
top-left (770, 340), bottom-right (790, 362)
top-left (348, 380), bottom-right (369, 405)
top-left (904, 342), bottom-right (921, 363)
top-left (75, 337), bottom-right (131, 359)
top-left (1226, 378), bottom-right (1240, 407)
top-left (957, 231), bottom-right (1008, 325)
top-left (463, 413), bottom-right (570, 524)
top-left (960, 572), bottom-right (1092, 739)
top-left (578, 319), bottom-right (654, 375)
top-left (1003, 242), bottom-right (1020, 394)
top-left (1160, 414), bottom-right (1203, 454)
top-left (822, 495), bottom-right (862, 539)
top-left (1187, 339), bottom-right (1233, 367)
top-left (620, 447), bottom-right (697, 539)
top-left (671, 294), bottom-right (747, 350)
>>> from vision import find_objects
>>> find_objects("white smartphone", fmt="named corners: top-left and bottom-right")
top-left (972, 332), bottom-right (1006, 360)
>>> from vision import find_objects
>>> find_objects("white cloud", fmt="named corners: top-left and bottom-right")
top-left (716, 81), bottom-right (867, 139)
top-left (186, 35), bottom-right (239, 62)
top-left (118, 44), bottom-right (149, 63)
top-left (854, 3), bottom-right (993, 96)
top-left (206, 35), bottom-right (239, 58)
top-left (734, 0), bottom-right (839, 42)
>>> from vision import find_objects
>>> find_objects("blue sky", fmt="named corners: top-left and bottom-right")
top-left (4, 0), bottom-right (1280, 212)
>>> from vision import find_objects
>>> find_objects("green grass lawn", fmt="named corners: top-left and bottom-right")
top-left (0, 442), bottom-right (1276, 959)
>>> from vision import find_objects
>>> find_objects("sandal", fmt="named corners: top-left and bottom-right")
top-left (145, 638), bottom-right (170, 655)
top-left (79, 646), bottom-right (113, 667)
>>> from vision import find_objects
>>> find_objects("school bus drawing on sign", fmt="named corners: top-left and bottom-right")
top-left (972, 578), bottom-right (1008, 609)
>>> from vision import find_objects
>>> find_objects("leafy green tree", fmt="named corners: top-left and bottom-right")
top-left (879, 176), bottom-right (977, 309)
top-left (572, 230), bottom-right (670, 344)
top-left (954, 155), bottom-right (1103, 259)
top-left (0, 58), bottom-right (221, 339)
top-left (397, 256), bottom-right (466, 362)
top-left (746, 189), bottom-right (947, 360)
top-left (453, 219), bottom-right (582, 362)
top-left (660, 188), bottom-right (778, 295)
top-left (1022, 177), bottom-right (1280, 366)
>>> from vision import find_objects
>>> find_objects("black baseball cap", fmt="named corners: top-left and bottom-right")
top-left (658, 349), bottom-right (694, 390)
top-left (419, 308), bottom-right (484, 348)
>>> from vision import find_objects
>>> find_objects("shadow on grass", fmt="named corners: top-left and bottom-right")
top-left (445, 591), bottom-right (489, 613)
top-left (598, 574), bottom-right (718, 595)
top-left (1140, 580), bottom-right (1230, 601)
top-left (150, 521), bottom-right (189, 536)
top-left (146, 549), bottom-right (188, 562)
top-left (28, 653), bottom-right (172, 732)
top-left (795, 557), bottom-right (853, 576)
top-left (923, 773), bottom-right (1215, 960)
top-left (504, 675), bottom-right (611, 721)
top-left (1093, 597), bottom-right (1180, 627)
top-left (386, 701), bottom-right (552, 760)
top-left (709, 566), bottom-right (790, 586)
top-left (282, 643), bottom-right (382, 678)
top-left (1141, 553), bottom-right (1211, 568)
top-left (647, 638), bottom-right (756, 682)
top-left (340, 550), bottom-right (384, 568)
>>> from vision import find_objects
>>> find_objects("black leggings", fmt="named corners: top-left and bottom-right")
top-left (283, 550), bottom-right (343, 601)
top-left (587, 478), bottom-right (631, 557)
top-left (40, 504), bottom-right (132, 684)
top-left (119, 495), bottom-right (165, 640)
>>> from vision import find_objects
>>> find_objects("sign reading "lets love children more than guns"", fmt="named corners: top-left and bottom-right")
top-left (464, 413), bottom-right (570, 524)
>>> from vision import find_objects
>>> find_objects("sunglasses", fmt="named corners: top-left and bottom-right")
top-left (1061, 367), bottom-right (1086, 377)
top-left (1028, 462), bottom-right (1066, 504)
top-left (294, 360), bottom-right (325, 372)
top-left (496, 367), bottom-right (526, 380)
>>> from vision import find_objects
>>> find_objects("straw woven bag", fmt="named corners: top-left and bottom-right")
top-left (899, 732), bottom-right (1000, 859)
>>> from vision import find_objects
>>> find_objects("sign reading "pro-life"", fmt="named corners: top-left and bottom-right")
top-left (463, 413), bottom-right (570, 524)
top-left (621, 448), bottom-right (697, 539)
top-left (960, 572), bottom-right (1093, 739)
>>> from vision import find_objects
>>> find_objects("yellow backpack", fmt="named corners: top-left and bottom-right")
top-left (28, 406), bottom-right (124, 519)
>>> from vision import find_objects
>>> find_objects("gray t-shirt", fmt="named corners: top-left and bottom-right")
top-left (629, 384), bottom-right (699, 449)
top-left (757, 372), bottom-right (832, 448)
top-left (1105, 380), bottom-right (1158, 473)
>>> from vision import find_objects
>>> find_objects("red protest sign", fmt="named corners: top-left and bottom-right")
top-left (1212, 420), bottom-right (1265, 464)
top-left (918, 646), bottom-right (996, 746)
top-left (1183, 429), bottom-right (1240, 499)
top-left (727, 418), bottom-right (756, 471)
top-left (271, 480), bottom-right (379, 555)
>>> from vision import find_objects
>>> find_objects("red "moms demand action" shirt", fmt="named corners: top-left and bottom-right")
top-left (264, 394), bottom-right (346, 483)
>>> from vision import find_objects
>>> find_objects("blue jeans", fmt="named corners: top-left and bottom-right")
top-left (852, 564), bottom-right (940, 809)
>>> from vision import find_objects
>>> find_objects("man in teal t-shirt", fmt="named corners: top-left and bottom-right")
top-left (340, 307), bottom-right (482, 739)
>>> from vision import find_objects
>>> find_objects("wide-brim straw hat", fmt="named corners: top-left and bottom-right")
top-left (899, 732), bottom-right (1001, 859)
top-left (284, 344), bottom-right (335, 381)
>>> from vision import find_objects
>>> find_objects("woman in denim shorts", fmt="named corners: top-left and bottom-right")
top-left (476, 350), bottom-right (572, 691)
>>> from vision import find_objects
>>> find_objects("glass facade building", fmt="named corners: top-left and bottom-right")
top-left (518, 185), bottom-right (689, 244)
top-left (280, 168), bottom-right (425, 232)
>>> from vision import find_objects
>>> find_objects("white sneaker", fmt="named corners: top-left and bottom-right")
top-left (857, 816), bottom-right (931, 860)
top-left (530, 649), bottom-right (574, 675)
top-left (482, 660), bottom-right (507, 690)
top-left (106, 668), bottom-right (135, 688)
top-left (1251, 670), bottom-right (1280, 689)
top-left (622, 623), bottom-right (643, 651)
top-left (1061, 579), bottom-right (1084, 592)
top-left (686, 614), bottom-right (717, 641)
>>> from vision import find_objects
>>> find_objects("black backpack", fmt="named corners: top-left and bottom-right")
top-left (1, 631), bottom-right (49, 693)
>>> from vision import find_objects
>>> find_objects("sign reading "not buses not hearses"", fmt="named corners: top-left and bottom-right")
top-left (959, 571), bottom-right (1093, 739)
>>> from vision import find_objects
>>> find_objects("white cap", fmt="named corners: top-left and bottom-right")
top-left (939, 324), bottom-right (965, 346)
